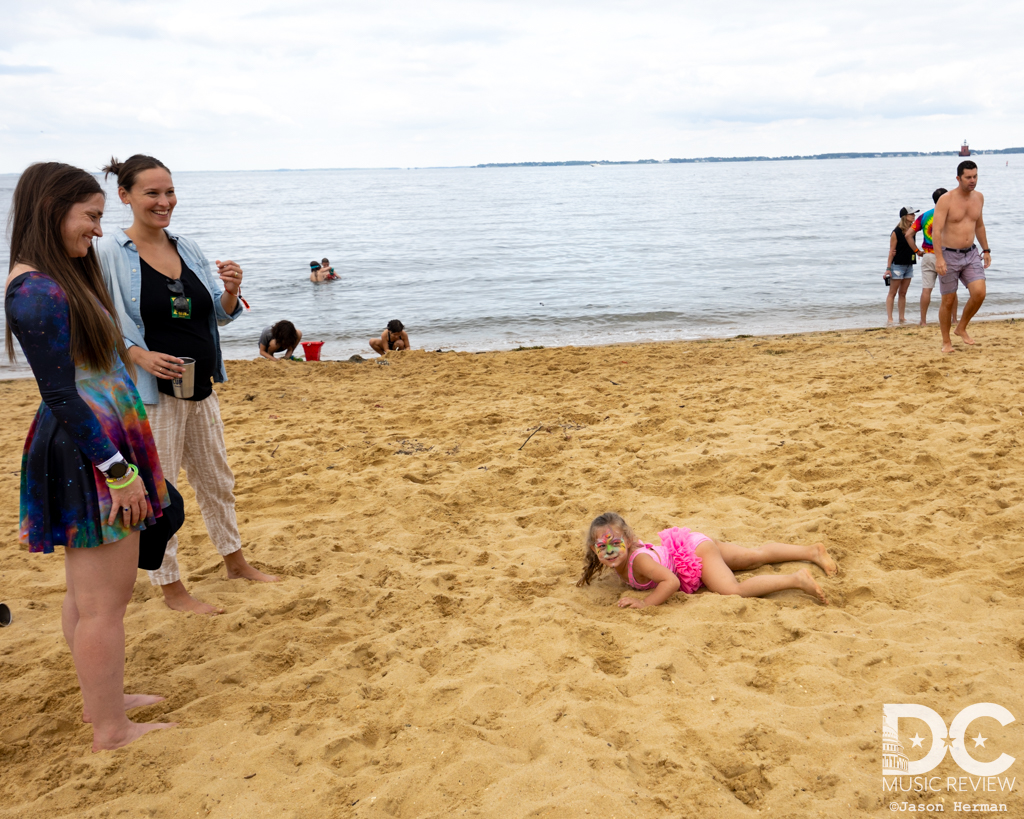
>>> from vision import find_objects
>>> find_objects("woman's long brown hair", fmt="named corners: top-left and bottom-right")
top-left (576, 512), bottom-right (637, 587)
top-left (6, 162), bottom-right (132, 375)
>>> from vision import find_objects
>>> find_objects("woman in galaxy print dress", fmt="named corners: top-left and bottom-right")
top-left (5, 162), bottom-right (176, 751)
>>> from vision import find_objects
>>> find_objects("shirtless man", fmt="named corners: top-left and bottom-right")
top-left (932, 160), bottom-right (991, 353)
top-left (369, 319), bottom-right (410, 356)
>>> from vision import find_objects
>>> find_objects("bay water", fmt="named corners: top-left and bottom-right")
top-left (1, 155), bottom-right (1021, 375)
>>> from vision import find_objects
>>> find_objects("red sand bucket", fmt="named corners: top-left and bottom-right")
top-left (301, 341), bottom-right (324, 361)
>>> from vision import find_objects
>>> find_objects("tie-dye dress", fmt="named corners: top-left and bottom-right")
top-left (5, 272), bottom-right (170, 552)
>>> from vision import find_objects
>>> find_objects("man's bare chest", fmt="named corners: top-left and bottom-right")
top-left (947, 197), bottom-right (982, 224)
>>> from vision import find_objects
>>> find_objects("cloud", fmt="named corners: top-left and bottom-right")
top-left (814, 61), bottom-right (866, 79)
top-left (0, 64), bottom-right (53, 74)
top-left (0, 0), bottom-right (1022, 171)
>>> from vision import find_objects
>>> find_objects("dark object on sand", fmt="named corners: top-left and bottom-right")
top-left (0, 603), bottom-right (11, 627)
top-left (348, 355), bottom-right (365, 363)
top-left (518, 425), bottom-right (544, 451)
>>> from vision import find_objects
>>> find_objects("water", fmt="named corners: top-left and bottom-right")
top-left (1, 155), bottom-right (1021, 375)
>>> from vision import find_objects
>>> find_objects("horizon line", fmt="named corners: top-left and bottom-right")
top-left (2, 146), bottom-right (1020, 176)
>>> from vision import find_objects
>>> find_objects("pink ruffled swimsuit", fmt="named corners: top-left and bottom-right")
top-left (626, 527), bottom-right (709, 594)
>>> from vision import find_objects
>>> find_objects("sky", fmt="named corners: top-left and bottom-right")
top-left (1, 0), bottom-right (1022, 172)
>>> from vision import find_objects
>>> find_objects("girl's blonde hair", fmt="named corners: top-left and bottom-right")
top-left (898, 214), bottom-right (914, 231)
top-left (576, 512), bottom-right (636, 587)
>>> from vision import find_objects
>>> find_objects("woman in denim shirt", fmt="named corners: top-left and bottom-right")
top-left (96, 154), bottom-right (278, 615)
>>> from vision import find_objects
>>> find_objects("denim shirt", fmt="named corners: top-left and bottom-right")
top-left (95, 228), bottom-right (243, 405)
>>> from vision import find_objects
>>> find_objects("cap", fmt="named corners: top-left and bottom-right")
top-left (899, 207), bottom-right (919, 217)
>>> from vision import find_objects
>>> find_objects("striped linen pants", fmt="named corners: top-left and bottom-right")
top-left (146, 391), bottom-right (242, 586)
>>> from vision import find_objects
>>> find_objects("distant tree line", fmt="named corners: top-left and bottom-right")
top-left (475, 147), bottom-right (1024, 168)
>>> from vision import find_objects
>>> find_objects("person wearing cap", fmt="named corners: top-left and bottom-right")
top-left (905, 188), bottom-right (955, 326)
top-left (885, 207), bottom-right (919, 325)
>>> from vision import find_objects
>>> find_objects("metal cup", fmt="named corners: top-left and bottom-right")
top-left (172, 357), bottom-right (196, 399)
top-left (0, 603), bottom-right (11, 628)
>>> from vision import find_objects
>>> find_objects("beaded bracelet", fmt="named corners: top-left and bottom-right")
top-left (106, 463), bottom-right (139, 490)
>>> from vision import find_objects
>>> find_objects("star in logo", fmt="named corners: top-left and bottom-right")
top-left (972, 734), bottom-right (988, 748)
top-left (909, 734), bottom-right (925, 748)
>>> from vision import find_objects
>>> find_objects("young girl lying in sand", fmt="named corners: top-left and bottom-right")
top-left (576, 512), bottom-right (837, 608)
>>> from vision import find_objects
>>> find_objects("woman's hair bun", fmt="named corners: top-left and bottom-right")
top-left (100, 154), bottom-right (170, 191)
top-left (101, 157), bottom-right (123, 181)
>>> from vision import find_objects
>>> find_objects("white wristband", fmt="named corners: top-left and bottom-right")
top-left (97, 452), bottom-right (126, 474)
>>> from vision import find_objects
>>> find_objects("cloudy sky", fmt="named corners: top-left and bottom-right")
top-left (1, 1), bottom-right (1021, 172)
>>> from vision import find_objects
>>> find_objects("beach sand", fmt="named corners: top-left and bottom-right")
top-left (2, 322), bottom-right (1024, 818)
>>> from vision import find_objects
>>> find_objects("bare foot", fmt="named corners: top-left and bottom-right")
top-left (886, 320), bottom-right (894, 327)
top-left (954, 327), bottom-right (976, 345)
top-left (899, 319), bottom-right (908, 324)
top-left (84, 694), bottom-right (166, 723)
top-left (92, 720), bottom-right (177, 752)
top-left (161, 580), bottom-right (225, 615)
top-left (810, 543), bottom-right (838, 577)
top-left (941, 342), bottom-right (956, 354)
top-left (224, 551), bottom-right (279, 583)
top-left (919, 320), bottom-right (927, 326)
top-left (794, 568), bottom-right (827, 605)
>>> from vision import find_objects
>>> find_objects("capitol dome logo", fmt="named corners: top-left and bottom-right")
top-left (882, 711), bottom-right (910, 775)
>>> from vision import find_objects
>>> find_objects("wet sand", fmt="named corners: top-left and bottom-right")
top-left (1, 321), bottom-right (1023, 818)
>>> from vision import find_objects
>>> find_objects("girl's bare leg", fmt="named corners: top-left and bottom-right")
top-left (64, 532), bottom-right (176, 751)
top-left (65, 562), bottom-right (165, 723)
top-left (696, 540), bottom-right (828, 604)
top-left (713, 539), bottom-right (837, 576)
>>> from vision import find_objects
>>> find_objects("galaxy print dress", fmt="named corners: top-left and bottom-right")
top-left (5, 272), bottom-right (170, 552)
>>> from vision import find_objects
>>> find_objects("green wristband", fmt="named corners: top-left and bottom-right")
top-left (106, 463), bottom-right (139, 490)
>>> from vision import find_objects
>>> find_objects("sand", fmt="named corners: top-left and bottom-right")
top-left (2, 321), bottom-right (1024, 818)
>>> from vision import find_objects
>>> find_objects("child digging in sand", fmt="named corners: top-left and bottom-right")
top-left (577, 512), bottom-right (837, 608)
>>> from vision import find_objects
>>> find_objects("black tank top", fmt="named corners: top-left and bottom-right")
top-left (892, 227), bottom-right (916, 266)
top-left (140, 254), bottom-right (216, 402)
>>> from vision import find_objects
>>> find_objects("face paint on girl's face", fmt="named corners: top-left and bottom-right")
top-left (595, 533), bottom-right (625, 561)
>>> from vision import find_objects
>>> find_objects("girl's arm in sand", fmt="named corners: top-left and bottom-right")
top-left (259, 341), bottom-right (279, 361)
top-left (617, 553), bottom-right (680, 609)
